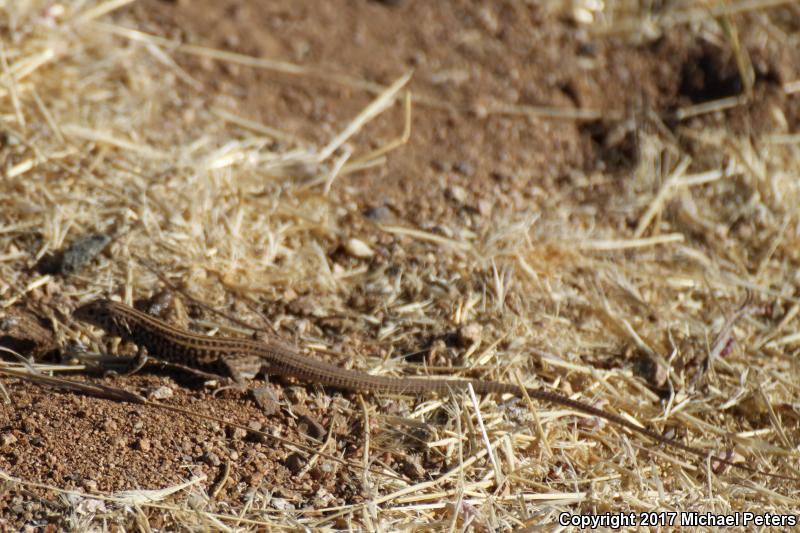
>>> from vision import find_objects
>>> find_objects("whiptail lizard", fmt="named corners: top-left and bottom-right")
top-left (73, 298), bottom-right (795, 480)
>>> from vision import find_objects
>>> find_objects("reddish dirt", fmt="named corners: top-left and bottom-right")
top-left (1, 373), bottom-right (366, 498)
top-left (125, 0), bottom-right (798, 228)
top-left (2, 0), bottom-right (800, 528)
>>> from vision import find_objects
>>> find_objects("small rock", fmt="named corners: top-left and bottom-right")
top-left (345, 238), bottom-right (374, 258)
top-left (297, 413), bottom-right (326, 440)
top-left (241, 471), bottom-right (264, 487)
top-left (231, 427), bottom-right (248, 441)
top-left (59, 234), bottom-right (111, 275)
top-left (457, 323), bottom-right (483, 347)
top-left (329, 412), bottom-right (349, 435)
top-left (139, 289), bottom-right (175, 318)
top-left (311, 487), bottom-right (336, 508)
top-left (75, 498), bottom-right (107, 515)
top-left (363, 206), bottom-right (392, 221)
top-left (1, 433), bottom-right (17, 446)
top-left (181, 438), bottom-right (195, 454)
top-left (203, 452), bottom-right (221, 467)
top-left (288, 296), bottom-right (329, 318)
top-left (21, 418), bottom-right (35, 434)
top-left (454, 160), bottom-right (474, 176)
top-left (425, 223), bottom-right (453, 238)
top-left (431, 159), bottom-right (447, 171)
top-left (251, 386), bottom-right (280, 416)
top-left (270, 497), bottom-right (296, 511)
top-left (282, 287), bottom-right (298, 301)
top-left (446, 184), bottom-right (468, 204)
top-left (136, 438), bottom-right (151, 452)
top-left (401, 455), bottom-right (425, 479)
top-left (311, 461), bottom-right (338, 481)
top-left (285, 452), bottom-right (306, 474)
top-left (292, 406), bottom-right (326, 440)
top-left (148, 385), bottom-right (174, 400)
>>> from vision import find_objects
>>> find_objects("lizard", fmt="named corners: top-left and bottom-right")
top-left (72, 298), bottom-right (797, 481)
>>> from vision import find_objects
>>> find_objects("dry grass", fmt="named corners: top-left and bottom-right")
top-left (1, 0), bottom-right (800, 530)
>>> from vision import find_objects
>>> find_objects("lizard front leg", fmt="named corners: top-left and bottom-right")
top-left (101, 345), bottom-right (148, 376)
top-left (221, 355), bottom-right (264, 385)
top-left (212, 355), bottom-right (265, 396)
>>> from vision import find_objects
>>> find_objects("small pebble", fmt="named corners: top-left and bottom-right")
top-left (454, 160), bottom-right (474, 176)
top-left (297, 413), bottom-right (326, 440)
top-left (457, 323), bottom-right (483, 347)
top-left (203, 452), bottom-right (221, 467)
top-left (477, 199), bottom-right (492, 217)
top-left (148, 386), bottom-right (174, 400)
top-left (363, 206), bottom-right (392, 221)
top-left (252, 386), bottom-right (280, 416)
top-left (76, 498), bottom-right (107, 514)
top-left (284, 452), bottom-right (305, 474)
top-left (345, 238), bottom-right (374, 258)
top-left (59, 234), bottom-right (111, 275)
top-left (446, 184), bottom-right (468, 204)
top-left (401, 455), bottom-right (425, 479)
top-left (270, 497), bottom-right (296, 511)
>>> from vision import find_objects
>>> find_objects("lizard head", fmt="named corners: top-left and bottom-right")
top-left (73, 299), bottom-right (118, 331)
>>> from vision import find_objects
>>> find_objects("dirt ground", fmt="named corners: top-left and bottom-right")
top-left (2, 0), bottom-right (800, 530)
